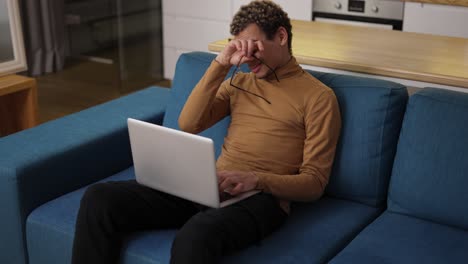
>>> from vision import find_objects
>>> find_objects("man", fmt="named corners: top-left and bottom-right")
top-left (72, 1), bottom-right (341, 264)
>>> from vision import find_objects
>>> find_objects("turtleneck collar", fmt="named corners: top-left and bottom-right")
top-left (264, 56), bottom-right (303, 82)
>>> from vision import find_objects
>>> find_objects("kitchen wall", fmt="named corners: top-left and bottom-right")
top-left (162, 0), bottom-right (312, 79)
top-left (403, 2), bottom-right (468, 38)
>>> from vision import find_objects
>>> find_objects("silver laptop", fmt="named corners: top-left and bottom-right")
top-left (127, 118), bottom-right (259, 208)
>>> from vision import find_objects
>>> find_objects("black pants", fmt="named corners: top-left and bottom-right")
top-left (71, 180), bottom-right (287, 264)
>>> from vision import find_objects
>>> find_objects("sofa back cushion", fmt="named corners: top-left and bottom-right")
top-left (164, 52), bottom-right (408, 207)
top-left (388, 88), bottom-right (468, 229)
top-left (308, 71), bottom-right (408, 207)
top-left (163, 52), bottom-right (231, 158)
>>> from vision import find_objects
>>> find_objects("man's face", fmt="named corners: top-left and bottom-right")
top-left (234, 24), bottom-right (283, 79)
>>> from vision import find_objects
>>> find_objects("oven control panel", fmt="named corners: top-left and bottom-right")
top-left (313, 0), bottom-right (404, 20)
top-left (348, 0), bottom-right (365, 13)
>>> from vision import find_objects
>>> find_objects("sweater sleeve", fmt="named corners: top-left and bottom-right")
top-left (179, 60), bottom-right (232, 134)
top-left (255, 89), bottom-right (341, 201)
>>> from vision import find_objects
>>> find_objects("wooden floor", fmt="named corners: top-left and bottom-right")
top-left (36, 58), bottom-right (170, 124)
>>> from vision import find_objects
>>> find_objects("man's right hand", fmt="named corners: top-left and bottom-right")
top-left (215, 39), bottom-right (264, 67)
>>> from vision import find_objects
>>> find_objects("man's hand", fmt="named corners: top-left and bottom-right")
top-left (215, 39), bottom-right (264, 67)
top-left (217, 170), bottom-right (259, 196)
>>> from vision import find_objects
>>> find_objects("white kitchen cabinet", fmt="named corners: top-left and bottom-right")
top-left (232, 0), bottom-right (312, 21)
top-left (162, 0), bottom-right (231, 79)
top-left (403, 2), bottom-right (468, 38)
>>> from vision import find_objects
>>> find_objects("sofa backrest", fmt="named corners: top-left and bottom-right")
top-left (388, 88), bottom-right (468, 230)
top-left (163, 52), bottom-right (233, 158)
top-left (308, 71), bottom-right (408, 207)
top-left (165, 52), bottom-right (408, 207)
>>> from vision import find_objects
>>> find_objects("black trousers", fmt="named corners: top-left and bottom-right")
top-left (71, 180), bottom-right (287, 264)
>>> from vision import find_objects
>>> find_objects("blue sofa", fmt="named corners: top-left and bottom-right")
top-left (1, 51), bottom-right (467, 264)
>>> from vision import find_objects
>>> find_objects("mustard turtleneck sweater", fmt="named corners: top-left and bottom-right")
top-left (179, 56), bottom-right (341, 206)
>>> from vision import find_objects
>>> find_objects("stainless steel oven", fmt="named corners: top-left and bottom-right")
top-left (312, 0), bottom-right (404, 30)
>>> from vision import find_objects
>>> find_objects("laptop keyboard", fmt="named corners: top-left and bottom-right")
top-left (219, 191), bottom-right (236, 202)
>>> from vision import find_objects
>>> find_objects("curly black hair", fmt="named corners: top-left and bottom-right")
top-left (230, 0), bottom-right (292, 54)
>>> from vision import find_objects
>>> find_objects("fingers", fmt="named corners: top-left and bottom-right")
top-left (229, 183), bottom-right (244, 195)
top-left (240, 39), bottom-right (259, 58)
top-left (239, 39), bottom-right (264, 58)
top-left (246, 39), bottom-right (256, 58)
top-left (254, 41), bottom-right (264, 58)
top-left (232, 40), bottom-right (243, 54)
top-left (217, 170), bottom-right (256, 195)
top-left (218, 171), bottom-right (237, 192)
top-left (219, 178), bottom-right (243, 196)
top-left (222, 39), bottom-right (263, 65)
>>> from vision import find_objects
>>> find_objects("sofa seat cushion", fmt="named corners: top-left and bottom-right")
top-left (27, 168), bottom-right (381, 264)
top-left (223, 198), bottom-right (382, 264)
top-left (27, 167), bottom-right (179, 264)
top-left (329, 211), bottom-right (468, 264)
top-left (26, 167), bottom-right (146, 264)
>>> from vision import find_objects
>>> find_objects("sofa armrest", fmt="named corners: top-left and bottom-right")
top-left (0, 86), bottom-right (170, 264)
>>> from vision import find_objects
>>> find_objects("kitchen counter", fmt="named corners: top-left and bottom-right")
top-left (403, 0), bottom-right (468, 7)
top-left (208, 20), bottom-right (468, 89)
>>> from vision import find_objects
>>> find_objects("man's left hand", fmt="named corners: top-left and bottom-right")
top-left (217, 170), bottom-right (258, 196)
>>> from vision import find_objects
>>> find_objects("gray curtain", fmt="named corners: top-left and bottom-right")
top-left (20, 0), bottom-right (65, 76)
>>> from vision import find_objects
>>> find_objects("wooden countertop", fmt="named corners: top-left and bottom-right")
top-left (0, 74), bottom-right (38, 136)
top-left (208, 20), bottom-right (468, 88)
top-left (403, 0), bottom-right (468, 7)
top-left (0, 74), bottom-right (36, 96)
